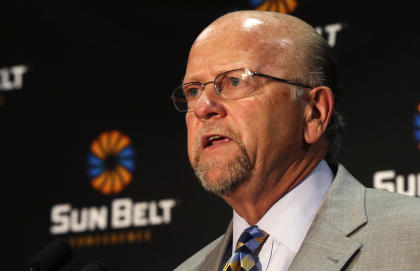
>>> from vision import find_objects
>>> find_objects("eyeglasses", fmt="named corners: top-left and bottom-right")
top-left (171, 68), bottom-right (312, 112)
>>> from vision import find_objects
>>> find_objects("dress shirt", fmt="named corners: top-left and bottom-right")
top-left (232, 160), bottom-right (333, 271)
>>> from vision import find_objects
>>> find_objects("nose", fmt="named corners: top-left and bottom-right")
top-left (193, 86), bottom-right (227, 120)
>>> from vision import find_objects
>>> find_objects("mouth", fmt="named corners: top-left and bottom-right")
top-left (202, 134), bottom-right (232, 149)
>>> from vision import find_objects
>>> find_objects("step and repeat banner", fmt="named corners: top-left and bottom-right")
top-left (5, 0), bottom-right (419, 270)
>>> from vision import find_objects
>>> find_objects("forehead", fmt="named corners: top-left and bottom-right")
top-left (184, 17), bottom-right (296, 81)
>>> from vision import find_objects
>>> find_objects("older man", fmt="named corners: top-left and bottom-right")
top-left (173, 10), bottom-right (420, 271)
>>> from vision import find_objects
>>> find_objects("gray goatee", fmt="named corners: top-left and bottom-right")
top-left (192, 126), bottom-right (252, 195)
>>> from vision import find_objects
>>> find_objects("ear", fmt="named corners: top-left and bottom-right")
top-left (303, 86), bottom-right (334, 144)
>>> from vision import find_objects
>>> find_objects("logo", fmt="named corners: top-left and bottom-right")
top-left (249, 0), bottom-right (298, 14)
top-left (0, 65), bottom-right (28, 91)
top-left (87, 130), bottom-right (135, 195)
top-left (373, 103), bottom-right (420, 197)
top-left (50, 130), bottom-right (177, 248)
top-left (414, 103), bottom-right (420, 150)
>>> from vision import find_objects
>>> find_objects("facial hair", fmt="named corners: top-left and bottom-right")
top-left (191, 126), bottom-right (252, 195)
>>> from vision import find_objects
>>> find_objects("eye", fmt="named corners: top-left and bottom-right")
top-left (229, 77), bottom-right (241, 87)
top-left (186, 87), bottom-right (199, 97)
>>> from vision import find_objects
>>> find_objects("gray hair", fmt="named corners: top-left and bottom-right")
top-left (292, 28), bottom-right (345, 163)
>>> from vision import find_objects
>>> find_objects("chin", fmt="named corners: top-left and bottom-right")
top-left (194, 153), bottom-right (252, 196)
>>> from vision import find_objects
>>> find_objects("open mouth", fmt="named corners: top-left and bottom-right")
top-left (203, 135), bottom-right (232, 148)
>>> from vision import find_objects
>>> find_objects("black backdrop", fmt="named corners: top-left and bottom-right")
top-left (3, 1), bottom-right (419, 270)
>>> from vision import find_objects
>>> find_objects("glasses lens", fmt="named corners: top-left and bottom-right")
top-left (172, 86), bottom-right (188, 112)
top-left (216, 68), bottom-right (254, 99)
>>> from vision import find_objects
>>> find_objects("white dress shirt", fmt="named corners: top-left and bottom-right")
top-left (232, 160), bottom-right (333, 271)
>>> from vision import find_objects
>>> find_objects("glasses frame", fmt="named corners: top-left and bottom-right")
top-left (172, 68), bottom-right (313, 112)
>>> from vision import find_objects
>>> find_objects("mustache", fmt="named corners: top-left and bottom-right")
top-left (194, 124), bottom-right (243, 150)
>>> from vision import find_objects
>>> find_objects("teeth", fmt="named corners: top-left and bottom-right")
top-left (208, 135), bottom-right (222, 141)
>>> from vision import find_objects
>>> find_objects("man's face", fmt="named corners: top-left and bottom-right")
top-left (184, 19), bottom-right (306, 196)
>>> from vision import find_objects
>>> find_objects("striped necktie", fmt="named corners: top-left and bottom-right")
top-left (223, 225), bottom-right (269, 271)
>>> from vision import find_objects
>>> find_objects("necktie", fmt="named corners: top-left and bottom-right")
top-left (223, 225), bottom-right (269, 271)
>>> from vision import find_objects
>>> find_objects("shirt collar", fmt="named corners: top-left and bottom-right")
top-left (232, 160), bottom-right (333, 253)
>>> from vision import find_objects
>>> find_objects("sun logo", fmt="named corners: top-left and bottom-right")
top-left (414, 103), bottom-right (420, 150)
top-left (87, 130), bottom-right (136, 195)
top-left (249, 0), bottom-right (298, 14)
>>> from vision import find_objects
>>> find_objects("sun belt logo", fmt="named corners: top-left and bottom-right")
top-left (249, 0), bottom-right (297, 14)
top-left (87, 130), bottom-right (135, 195)
top-left (373, 103), bottom-right (420, 197)
top-left (414, 102), bottom-right (420, 150)
top-left (50, 130), bottom-right (177, 247)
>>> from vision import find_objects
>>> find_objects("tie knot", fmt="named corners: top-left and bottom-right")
top-left (235, 225), bottom-right (269, 254)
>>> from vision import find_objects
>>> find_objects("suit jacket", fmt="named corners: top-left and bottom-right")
top-left (174, 164), bottom-right (420, 270)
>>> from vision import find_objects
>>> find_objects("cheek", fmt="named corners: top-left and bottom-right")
top-left (233, 95), bottom-right (280, 133)
top-left (228, 98), bottom-right (269, 158)
top-left (267, 99), bottom-right (305, 149)
top-left (185, 114), bottom-right (197, 160)
top-left (232, 93), bottom-right (302, 155)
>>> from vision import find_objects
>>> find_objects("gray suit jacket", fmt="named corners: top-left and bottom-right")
top-left (174, 165), bottom-right (420, 270)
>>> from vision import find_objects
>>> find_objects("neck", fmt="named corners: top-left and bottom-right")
top-left (221, 142), bottom-right (328, 225)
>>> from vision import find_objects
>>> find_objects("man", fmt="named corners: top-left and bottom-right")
top-left (172, 10), bottom-right (420, 271)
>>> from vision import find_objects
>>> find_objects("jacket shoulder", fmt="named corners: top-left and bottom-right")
top-left (345, 189), bottom-right (420, 269)
top-left (174, 235), bottom-right (225, 271)
top-left (365, 187), bottom-right (420, 221)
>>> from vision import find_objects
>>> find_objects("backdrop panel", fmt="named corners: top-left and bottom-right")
top-left (3, 0), bottom-right (418, 270)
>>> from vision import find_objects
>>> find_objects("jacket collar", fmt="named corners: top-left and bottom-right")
top-left (289, 164), bottom-right (367, 270)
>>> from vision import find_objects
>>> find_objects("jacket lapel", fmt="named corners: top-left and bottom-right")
top-left (194, 220), bottom-right (233, 271)
top-left (289, 165), bottom-right (367, 271)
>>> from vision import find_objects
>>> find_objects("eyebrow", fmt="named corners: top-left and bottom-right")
top-left (182, 74), bottom-right (205, 84)
top-left (181, 78), bottom-right (203, 86)
top-left (182, 64), bottom-right (248, 84)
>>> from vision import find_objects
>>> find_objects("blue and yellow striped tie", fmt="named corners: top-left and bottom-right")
top-left (223, 225), bottom-right (269, 271)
